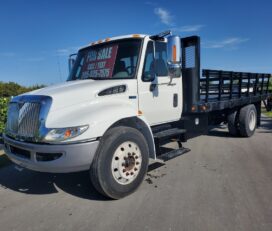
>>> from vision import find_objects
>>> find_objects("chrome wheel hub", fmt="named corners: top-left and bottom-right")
top-left (249, 110), bottom-right (256, 131)
top-left (111, 141), bottom-right (142, 185)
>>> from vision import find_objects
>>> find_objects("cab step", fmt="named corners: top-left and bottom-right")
top-left (153, 128), bottom-right (187, 156)
top-left (158, 147), bottom-right (191, 161)
top-left (153, 128), bottom-right (186, 140)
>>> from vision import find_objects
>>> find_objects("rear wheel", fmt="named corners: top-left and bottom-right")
top-left (239, 104), bottom-right (257, 137)
top-left (90, 126), bottom-right (149, 199)
top-left (227, 110), bottom-right (240, 136)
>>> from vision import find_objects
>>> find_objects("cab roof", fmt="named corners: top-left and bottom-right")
top-left (79, 34), bottom-right (148, 50)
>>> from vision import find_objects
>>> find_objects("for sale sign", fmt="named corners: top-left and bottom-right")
top-left (81, 45), bottom-right (118, 78)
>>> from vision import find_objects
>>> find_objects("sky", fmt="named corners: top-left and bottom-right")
top-left (0, 0), bottom-right (271, 86)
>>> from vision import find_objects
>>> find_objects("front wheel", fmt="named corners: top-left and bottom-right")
top-left (90, 126), bottom-right (149, 199)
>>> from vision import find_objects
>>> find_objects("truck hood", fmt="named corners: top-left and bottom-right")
top-left (26, 80), bottom-right (130, 112)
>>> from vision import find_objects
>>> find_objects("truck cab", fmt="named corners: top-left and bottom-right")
top-left (68, 34), bottom-right (183, 125)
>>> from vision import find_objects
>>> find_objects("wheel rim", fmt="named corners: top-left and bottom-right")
top-left (111, 141), bottom-right (142, 185)
top-left (249, 110), bottom-right (256, 131)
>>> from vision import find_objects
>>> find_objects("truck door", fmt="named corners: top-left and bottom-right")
top-left (137, 40), bottom-right (183, 125)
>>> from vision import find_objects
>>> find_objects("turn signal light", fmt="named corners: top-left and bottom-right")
top-left (172, 45), bottom-right (177, 62)
top-left (201, 105), bottom-right (207, 111)
top-left (191, 105), bottom-right (197, 112)
top-left (64, 129), bottom-right (72, 138)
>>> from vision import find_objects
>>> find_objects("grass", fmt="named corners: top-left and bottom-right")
top-left (262, 107), bottom-right (272, 117)
top-left (263, 111), bottom-right (272, 117)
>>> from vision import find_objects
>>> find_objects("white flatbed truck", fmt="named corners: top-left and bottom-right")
top-left (3, 31), bottom-right (272, 199)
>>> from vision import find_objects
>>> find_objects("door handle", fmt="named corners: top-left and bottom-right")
top-left (150, 82), bottom-right (174, 92)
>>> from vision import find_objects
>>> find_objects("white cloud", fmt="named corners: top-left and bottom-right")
top-left (172, 25), bottom-right (205, 32)
top-left (203, 37), bottom-right (249, 49)
top-left (154, 7), bottom-right (174, 26)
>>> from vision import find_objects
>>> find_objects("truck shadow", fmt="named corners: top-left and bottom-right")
top-left (207, 129), bottom-right (231, 138)
top-left (0, 146), bottom-right (177, 200)
top-left (0, 166), bottom-right (109, 201)
top-left (207, 124), bottom-right (232, 138)
top-left (207, 117), bottom-right (272, 137)
top-left (258, 116), bottom-right (272, 133)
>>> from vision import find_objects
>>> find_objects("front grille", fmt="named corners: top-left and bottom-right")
top-left (6, 102), bottom-right (41, 138)
top-left (6, 103), bottom-right (19, 133)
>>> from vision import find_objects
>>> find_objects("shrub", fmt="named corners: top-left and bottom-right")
top-left (0, 81), bottom-right (46, 98)
top-left (0, 97), bottom-right (10, 134)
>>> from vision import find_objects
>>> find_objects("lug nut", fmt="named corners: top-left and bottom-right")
top-left (136, 162), bottom-right (139, 165)
top-left (130, 172), bottom-right (134, 175)
top-left (123, 169), bottom-right (126, 173)
top-left (134, 168), bottom-right (138, 171)
top-left (126, 172), bottom-right (129, 176)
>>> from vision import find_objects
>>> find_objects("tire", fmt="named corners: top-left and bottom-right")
top-left (239, 104), bottom-right (257, 137)
top-left (90, 126), bottom-right (149, 199)
top-left (227, 110), bottom-right (240, 136)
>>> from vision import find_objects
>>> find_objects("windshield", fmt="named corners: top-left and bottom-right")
top-left (68, 38), bottom-right (142, 81)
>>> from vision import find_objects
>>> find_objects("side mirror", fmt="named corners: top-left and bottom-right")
top-left (68, 54), bottom-right (77, 72)
top-left (167, 35), bottom-right (182, 81)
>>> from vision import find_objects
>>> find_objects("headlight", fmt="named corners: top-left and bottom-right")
top-left (44, 125), bottom-right (89, 142)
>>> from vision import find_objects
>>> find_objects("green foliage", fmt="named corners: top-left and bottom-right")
top-left (0, 81), bottom-right (46, 98)
top-left (0, 82), bottom-right (46, 134)
top-left (0, 97), bottom-right (10, 134)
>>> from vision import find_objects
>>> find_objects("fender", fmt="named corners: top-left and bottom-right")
top-left (106, 115), bottom-right (156, 159)
top-left (45, 98), bottom-right (156, 158)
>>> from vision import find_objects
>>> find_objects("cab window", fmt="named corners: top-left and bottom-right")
top-left (142, 41), bottom-right (155, 82)
top-left (154, 41), bottom-right (168, 77)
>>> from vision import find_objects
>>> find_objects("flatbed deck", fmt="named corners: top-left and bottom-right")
top-left (200, 69), bottom-right (272, 112)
